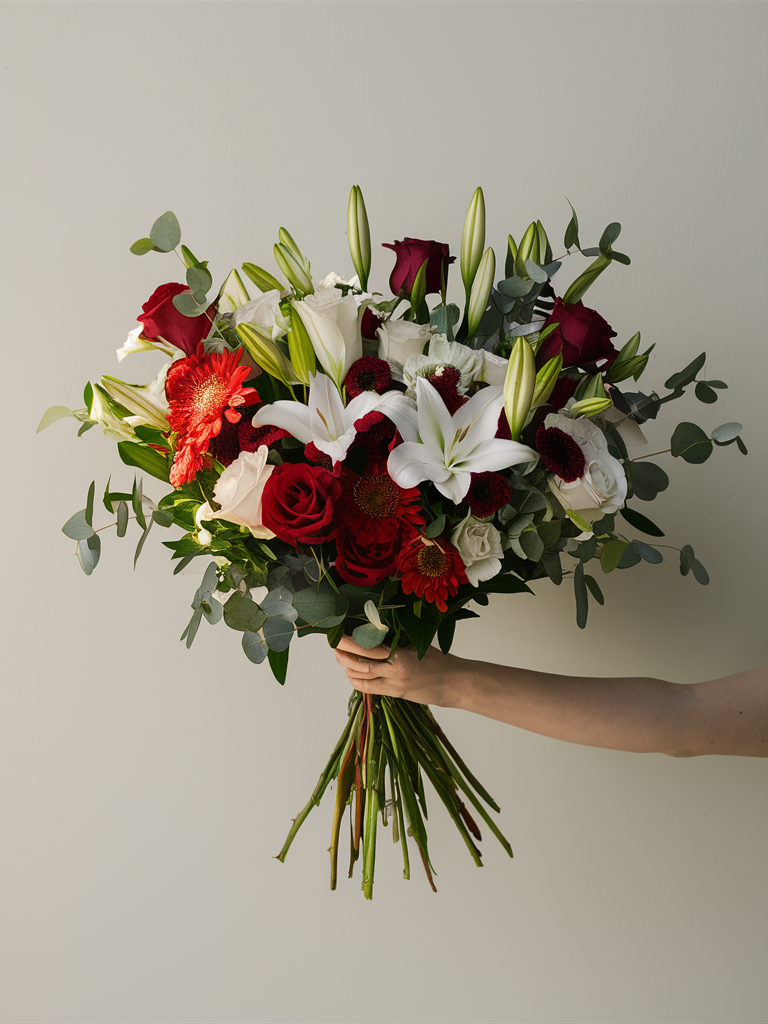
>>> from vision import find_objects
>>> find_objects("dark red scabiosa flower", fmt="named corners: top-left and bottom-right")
top-left (304, 442), bottom-right (333, 468)
top-left (261, 462), bottom-right (341, 545)
top-left (396, 534), bottom-right (468, 613)
top-left (423, 365), bottom-right (467, 415)
top-left (535, 423), bottom-right (587, 482)
top-left (339, 461), bottom-right (424, 544)
top-left (465, 472), bottom-right (512, 519)
top-left (335, 531), bottom-right (400, 587)
top-left (208, 419), bottom-right (289, 467)
top-left (348, 410), bottom-right (397, 458)
top-left (165, 345), bottom-right (260, 487)
top-left (344, 357), bottom-right (392, 400)
top-left (495, 408), bottom-right (511, 440)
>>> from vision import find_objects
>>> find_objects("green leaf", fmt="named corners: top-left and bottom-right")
top-left (711, 421), bottom-right (742, 443)
top-left (736, 436), bottom-right (748, 455)
top-left (525, 259), bottom-right (548, 284)
top-left (429, 303), bottom-right (460, 342)
top-left (437, 617), bottom-right (456, 655)
top-left (117, 441), bottom-right (170, 482)
top-left (36, 405), bottom-right (74, 433)
top-left (202, 600), bottom-right (223, 626)
top-left (133, 519), bottom-right (153, 568)
top-left (632, 541), bottom-right (663, 564)
top-left (695, 382), bottom-right (718, 404)
top-left (620, 506), bottom-right (665, 537)
top-left (616, 543), bottom-right (642, 569)
top-left (62, 509), bottom-right (94, 541)
top-left (425, 515), bottom-right (446, 539)
top-left (478, 575), bottom-right (532, 595)
top-left (665, 353), bottom-right (706, 390)
top-left (671, 422), bottom-right (713, 464)
top-left (564, 199), bottom-right (580, 250)
top-left (130, 237), bottom-right (156, 256)
top-left (541, 551), bottom-right (562, 585)
top-left (263, 615), bottom-right (295, 653)
top-left (186, 264), bottom-right (212, 301)
top-left (149, 211), bottom-right (181, 253)
top-left (565, 509), bottom-right (592, 533)
top-left (584, 574), bottom-right (604, 605)
top-left (519, 529), bottom-right (544, 563)
top-left (399, 604), bottom-right (439, 658)
top-left (574, 562), bottom-right (588, 629)
top-left (116, 501), bottom-right (129, 537)
top-left (352, 623), bottom-right (388, 650)
top-left (77, 421), bottom-right (95, 437)
top-left (172, 291), bottom-right (210, 318)
top-left (242, 630), bottom-right (268, 664)
top-left (599, 222), bottom-right (621, 253)
top-left (628, 461), bottom-right (669, 501)
top-left (267, 647), bottom-right (290, 684)
top-left (102, 477), bottom-right (114, 514)
top-left (223, 591), bottom-right (268, 633)
top-left (600, 539), bottom-right (627, 574)
top-left (607, 251), bottom-right (631, 266)
top-left (679, 545), bottom-right (693, 577)
top-left (85, 481), bottom-right (95, 527)
top-left (497, 276), bottom-right (534, 298)
top-left (152, 508), bottom-right (174, 528)
top-left (241, 262), bottom-right (284, 293)
top-left (131, 477), bottom-right (146, 529)
top-left (291, 586), bottom-right (347, 628)
top-left (692, 558), bottom-right (709, 585)
top-left (182, 607), bottom-right (203, 649)
top-left (77, 534), bottom-right (101, 575)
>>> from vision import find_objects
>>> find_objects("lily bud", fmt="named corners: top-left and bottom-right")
top-left (503, 336), bottom-right (536, 441)
top-left (278, 227), bottom-right (304, 260)
top-left (274, 242), bottom-right (313, 297)
top-left (568, 396), bottom-right (613, 419)
top-left (467, 247), bottom-right (495, 339)
top-left (235, 322), bottom-right (296, 386)
top-left (217, 269), bottom-right (251, 316)
top-left (100, 376), bottom-right (169, 431)
top-left (460, 187), bottom-right (486, 296)
top-left (505, 234), bottom-right (518, 279)
top-left (242, 262), bottom-right (284, 294)
top-left (287, 304), bottom-right (317, 386)
top-left (517, 222), bottom-right (539, 269)
top-left (347, 185), bottom-right (371, 292)
top-left (530, 354), bottom-right (563, 411)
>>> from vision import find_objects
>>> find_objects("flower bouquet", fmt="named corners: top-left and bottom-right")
top-left (40, 187), bottom-right (746, 898)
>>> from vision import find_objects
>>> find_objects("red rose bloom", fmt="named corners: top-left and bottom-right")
top-left (382, 237), bottom-right (455, 297)
top-left (537, 298), bottom-right (618, 370)
top-left (396, 534), bottom-right (468, 613)
top-left (261, 463), bottom-right (341, 546)
top-left (138, 282), bottom-right (214, 357)
top-left (338, 461), bottom-right (424, 544)
top-left (360, 306), bottom-right (386, 341)
top-left (335, 531), bottom-right (400, 587)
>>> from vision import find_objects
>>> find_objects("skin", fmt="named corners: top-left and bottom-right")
top-left (333, 637), bottom-right (768, 758)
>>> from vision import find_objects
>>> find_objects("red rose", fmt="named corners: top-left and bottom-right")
top-left (382, 237), bottom-right (455, 297)
top-left (335, 530), bottom-right (400, 587)
top-left (537, 298), bottom-right (618, 370)
top-left (137, 282), bottom-right (214, 357)
top-left (261, 463), bottom-right (341, 546)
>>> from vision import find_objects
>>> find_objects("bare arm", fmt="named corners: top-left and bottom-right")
top-left (333, 638), bottom-right (768, 757)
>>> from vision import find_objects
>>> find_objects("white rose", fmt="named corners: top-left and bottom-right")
top-left (294, 285), bottom-right (363, 387)
top-left (376, 320), bottom-right (431, 366)
top-left (478, 350), bottom-right (509, 386)
top-left (232, 290), bottom-right (286, 341)
top-left (199, 447), bottom-right (276, 539)
top-left (450, 513), bottom-right (504, 587)
top-left (543, 413), bottom-right (628, 523)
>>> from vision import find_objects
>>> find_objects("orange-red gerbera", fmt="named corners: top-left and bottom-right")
top-left (165, 344), bottom-right (259, 486)
top-left (395, 533), bottom-right (468, 612)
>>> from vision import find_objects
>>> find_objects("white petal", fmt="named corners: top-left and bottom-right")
top-left (465, 556), bottom-right (502, 587)
top-left (453, 437), bottom-right (537, 475)
top-left (377, 392), bottom-right (419, 442)
top-left (387, 442), bottom-right (451, 490)
top-left (452, 384), bottom-right (504, 438)
top-left (433, 471), bottom-right (471, 504)
top-left (307, 373), bottom-right (346, 439)
top-left (252, 400), bottom-right (313, 443)
top-left (415, 377), bottom-right (455, 456)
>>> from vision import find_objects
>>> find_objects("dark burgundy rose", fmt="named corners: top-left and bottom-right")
top-left (335, 530), bottom-right (400, 587)
top-left (137, 282), bottom-right (214, 357)
top-left (261, 463), bottom-right (341, 546)
top-left (382, 237), bottom-right (455, 297)
top-left (537, 298), bottom-right (619, 370)
top-left (360, 306), bottom-right (386, 341)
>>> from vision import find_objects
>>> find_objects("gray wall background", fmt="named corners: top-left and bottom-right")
top-left (2, 3), bottom-right (767, 1022)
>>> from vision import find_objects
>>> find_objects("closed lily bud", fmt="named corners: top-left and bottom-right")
top-left (347, 185), bottom-right (371, 292)
top-left (235, 322), bottom-right (296, 386)
top-left (530, 354), bottom-right (563, 411)
top-left (467, 247), bottom-right (495, 339)
top-left (278, 227), bottom-right (304, 260)
top-left (274, 242), bottom-right (313, 297)
top-left (287, 304), bottom-right (317, 386)
top-left (242, 262), bottom-right (284, 294)
top-left (503, 335), bottom-right (536, 441)
top-left (460, 187), bottom-right (486, 297)
top-left (517, 222), bottom-right (539, 268)
top-left (568, 396), bottom-right (613, 419)
top-left (217, 269), bottom-right (251, 316)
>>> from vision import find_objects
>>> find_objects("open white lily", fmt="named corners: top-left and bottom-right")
top-left (386, 378), bottom-right (537, 504)
top-left (251, 372), bottom-right (394, 465)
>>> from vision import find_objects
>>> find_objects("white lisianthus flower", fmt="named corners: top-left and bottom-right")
top-left (116, 325), bottom-right (178, 362)
top-left (450, 513), bottom-right (504, 586)
top-left (403, 335), bottom-right (483, 395)
top-left (539, 412), bottom-right (628, 524)
top-left (198, 446), bottom-right (276, 539)
top-left (232, 290), bottom-right (287, 341)
top-left (376, 320), bottom-right (431, 366)
top-left (294, 285), bottom-right (363, 387)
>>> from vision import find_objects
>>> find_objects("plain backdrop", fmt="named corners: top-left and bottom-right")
top-left (2, 3), bottom-right (767, 1023)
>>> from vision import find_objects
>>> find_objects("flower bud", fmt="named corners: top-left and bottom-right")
top-left (242, 262), bottom-right (284, 294)
top-left (217, 269), bottom-right (251, 316)
top-left (567, 396), bottom-right (613, 419)
top-left (517, 222), bottom-right (539, 269)
top-left (530, 354), bottom-right (563, 411)
top-left (503, 336), bottom-right (536, 441)
top-left (235, 322), bottom-right (296, 386)
top-left (347, 185), bottom-right (371, 292)
top-left (460, 187), bottom-right (486, 297)
top-left (287, 304), bottom-right (317, 386)
top-left (274, 242), bottom-right (313, 297)
top-left (467, 247), bottom-right (495, 339)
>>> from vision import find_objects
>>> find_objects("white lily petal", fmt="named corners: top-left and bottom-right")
top-left (452, 384), bottom-right (504, 436)
top-left (252, 400), bottom-right (314, 443)
top-left (388, 442), bottom-right (452, 490)
top-left (415, 377), bottom-right (455, 456)
top-left (377, 393), bottom-right (419, 442)
top-left (307, 373), bottom-right (346, 439)
top-left (453, 437), bottom-right (537, 475)
top-left (434, 471), bottom-right (471, 504)
top-left (346, 388), bottom-right (392, 424)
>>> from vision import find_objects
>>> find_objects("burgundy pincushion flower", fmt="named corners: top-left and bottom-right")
top-left (348, 410), bottom-right (397, 458)
top-left (535, 423), bottom-right (587, 482)
top-left (361, 306), bottom-right (386, 341)
top-left (239, 422), bottom-right (289, 452)
top-left (465, 472), bottom-right (512, 519)
top-left (304, 442), bottom-right (333, 468)
top-left (344, 357), bottom-right (392, 400)
top-left (495, 409), bottom-right (511, 440)
top-left (396, 534), bottom-right (468, 613)
top-left (423, 365), bottom-right (467, 415)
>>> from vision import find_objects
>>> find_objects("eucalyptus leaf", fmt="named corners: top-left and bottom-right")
top-left (692, 558), bottom-right (710, 585)
top-left (36, 405), bottom-right (74, 433)
top-left (600, 539), bottom-right (626, 574)
top-left (186, 265), bottom-right (212, 301)
top-left (541, 551), bottom-right (563, 585)
top-left (429, 303), bottom-right (460, 342)
top-left (599, 222), bottom-right (622, 253)
top-left (694, 382), bottom-right (718, 404)
top-left (263, 615), bottom-right (295, 652)
top-left (574, 562), bottom-right (588, 629)
top-left (172, 291), bottom-right (210, 318)
top-left (564, 200), bottom-right (580, 250)
top-left (223, 592), bottom-right (268, 633)
top-left (711, 422), bottom-right (742, 443)
top-left (291, 586), bottom-right (347, 628)
top-left (497, 276), bottom-right (534, 298)
top-left (620, 506), bottom-right (665, 537)
top-left (184, 607), bottom-right (203, 649)
top-left (116, 501), bottom-right (129, 537)
top-left (85, 481), bottom-right (95, 527)
top-left (130, 237), bottom-right (156, 256)
top-left (242, 629), bottom-right (268, 664)
top-left (202, 599), bottom-right (223, 625)
top-left (632, 541), bottom-right (663, 564)
top-left (62, 509), bottom-right (94, 541)
top-left (671, 422), bottom-right (713, 464)
top-left (352, 623), bottom-right (388, 650)
top-left (607, 251), bottom-right (631, 266)
top-left (519, 529), bottom-right (544, 563)
top-left (77, 534), bottom-right (101, 575)
top-left (525, 260), bottom-right (548, 284)
top-left (425, 515), bottom-right (446, 539)
top-left (584, 574), bottom-right (604, 605)
top-left (149, 211), bottom-right (181, 253)
top-left (664, 353), bottom-right (706, 391)
top-left (133, 519), bottom-right (153, 568)
top-left (628, 461), bottom-right (669, 501)
top-left (616, 544), bottom-right (642, 569)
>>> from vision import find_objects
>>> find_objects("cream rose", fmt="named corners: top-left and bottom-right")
top-left (450, 513), bottom-right (504, 586)
top-left (199, 446), bottom-right (276, 539)
top-left (294, 285), bottom-right (363, 387)
top-left (232, 290), bottom-right (287, 341)
top-left (376, 320), bottom-right (431, 366)
top-left (543, 413), bottom-right (628, 522)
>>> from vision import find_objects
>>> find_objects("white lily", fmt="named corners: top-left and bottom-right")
top-left (386, 378), bottom-right (537, 504)
top-left (116, 325), bottom-right (178, 362)
top-left (251, 372), bottom-right (394, 465)
top-left (100, 361), bottom-right (171, 432)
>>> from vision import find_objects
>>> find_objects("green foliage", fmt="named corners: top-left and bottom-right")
top-left (292, 585), bottom-right (347, 629)
top-left (679, 545), bottom-right (709, 585)
top-left (584, 575), bottom-right (604, 605)
top-left (85, 481), bottom-right (95, 527)
top-left (425, 515), bottom-right (446, 539)
top-left (620, 506), bottom-right (665, 537)
top-left (574, 562), bottom-right (588, 628)
top-left (62, 509), bottom-right (94, 541)
top-left (267, 648), bottom-right (290, 685)
top-left (36, 405), bottom-right (74, 432)
top-left (77, 534), bottom-right (101, 575)
top-left (353, 623), bottom-right (388, 649)
top-left (628, 461), bottom-right (669, 501)
top-left (129, 238), bottom-right (155, 256)
top-left (671, 422), bottom-right (713, 464)
top-left (564, 200), bottom-right (580, 249)
top-left (118, 441), bottom-right (170, 482)
top-left (223, 591), bottom-right (268, 633)
top-left (149, 211), bottom-right (181, 253)
top-left (665, 352), bottom-right (706, 391)
top-left (711, 422), bottom-right (742, 443)
top-left (242, 262), bottom-right (283, 293)
top-left (429, 303), bottom-right (460, 342)
top-left (600, 539), bottom-right (626, 573)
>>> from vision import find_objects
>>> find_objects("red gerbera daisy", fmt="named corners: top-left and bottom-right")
top-left (344, 356), bottom-right (392, 400)
top-left (396, 533), bottom-right (468, 613)
top-left (339, 461), bottom-right (424, 544)
top-left (166, 345), bottom-right (260, 486)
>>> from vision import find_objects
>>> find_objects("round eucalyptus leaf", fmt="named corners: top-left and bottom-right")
top-left (186, 265), bottom-right (213, 301)
top-left (149, 211), bottom-right (181, 253)
top-left (616, 543), bottom-right (642, 569)
top-left (242, 630), bottom-right (268, 664)
top-left (263, 615), bottom-right (295, 652)
top-left (671, 422), bottom-right (713, 464)
top-left (130, 237), bottom-right (156, 256)
top-left (202, 599), bottom-right (223, 625)
top-left (352, 623), bottom-right (388, 650)
top-left (629, 460), bottom-right (669, 501)
top-left (62, 509), bottom-right (94, 540)
top-left (694, 382), bottom-right (718, 404)
top-left (497, 276), bottom-right (534, 298)
top-left (631, 541), bottom-right (663, 564)
top-left (692, 558), bottom-right (710, 585)
top-left (711, 421), bottom-right (743, 443)
top-left (77, 534), bottom-right (101, 575)
top-left (172, 292), bottom-right (210, 318)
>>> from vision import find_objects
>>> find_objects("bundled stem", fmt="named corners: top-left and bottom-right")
top-left (276, 692), bottom-right (512, 899)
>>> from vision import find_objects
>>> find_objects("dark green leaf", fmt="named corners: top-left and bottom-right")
top-left (149, 211), bottom-right (181, 253)
top-left (425, 515), bottom-right (446, 539)
top-left (62, 509), bottom-right (94, 541)
top-left (664, 353), bottom-right (706, 391)
top-left (102, 476), bottom-right (114, 514)
top-left (679, 547), bottom-right (692, 577)
top-left (134, 519), bottom-right (153, 568)
top-left (584, 574), bottom-right (604, 605)
top-left (173, 552), bottom-right (204, 574)
top-left (537, 520), bottom-right (561, 549)
top-left (77, 421), bottom-right (95, 437)
top-left (711, 422), bottom-right (742, 443)
top-left (223, 592), bottom-right (268, 633)
top-left (497, 276), bottom-right (534, 298)
top-left (118, 441), bottom-right (170, 482)
top-left (242, 630), bottom-right (268, 664)
top-left (607, 251), bottom-right (631, 265)
top-left (352, 623), bottom-right (388, 650)
top-left (172, 292), bottom-right (210, 318)
top-left (131, 477), bottom-right (146, 529)
top-left (620, 506), bottom-right (665, 537)
top-left (291, 585), bottom-right (347, 628)
top-left (628, 461), bottom-right (669, 501)
top-left (575, 537), bottom-right (597, 562)
top-left (599, 222), bottom-right (621, 253)
top-left (519, 529), bottom-right (544, 563)
top-left (574, 562), bottom-right (588, 629)
top-left (525, 260), bottom-right (548, 284)
top-left (267, 647), bottom-right (289, 684)
top-left (437, 617), bottom-right (456, 655)
top-left (130, 237), bottom-right (156, 256)
top-left (671, 422), bottom-right (713, 464)
top-left (85, 481), bottom-right (95, 527)
top-left (616, 544), bottom-right (642, 569)
top-left (695, 382), bottom-right (718, 404)
top-left (564, 200), bottom-right (580, 250)
top-left (692, 558), bottom-right (709, 585)
top-left (399, 604), bottom-right (439, 659)
top-left (632, 541), bottom-right (663, 564)
top-left (600, 539), bottom-right (626, 574)
top-left (116, 501), bottom-right (129, 537)
top-left (542, 551), bottom-right (562, 585)
top-left (736, 436), bottom-right (748, 455)
top-left (479, 575), bottom-right (532, 595)
top-left (429, 303), bottom-right (460, 343)
top-left (77, 534), bottom-right (101, 575)
top-left (263, 615), bottom-right (295, 652)
top-left (152, 508), bottom-right (174, 528)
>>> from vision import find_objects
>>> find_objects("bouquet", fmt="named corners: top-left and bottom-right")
top-left (40, 187), bottom-right (746, 898)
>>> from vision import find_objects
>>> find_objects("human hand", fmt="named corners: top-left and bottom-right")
top-left (333, 635), bottom-right (463, 707)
